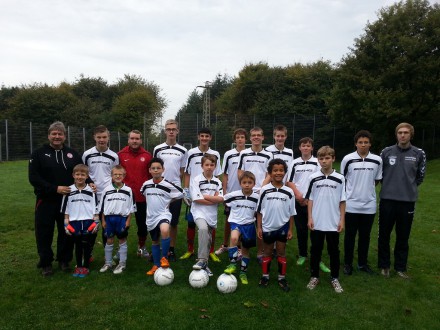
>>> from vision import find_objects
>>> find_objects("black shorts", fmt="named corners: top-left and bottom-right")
top-left (262, 222), bottom-right (289, 244)
top-left (149, 220), bottom-right (170, 241)
top-left (169, 199), bottom-right (183, 226)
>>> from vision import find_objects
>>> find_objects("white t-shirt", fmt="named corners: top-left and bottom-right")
top-left (238, 148), bottom-right (273, 192)
top-left (305, 170), bottom-right (346, 231)
top-left (222, 148), bottom-right (242, 193)
top-left (140, 179), bottom-right (184, 230)
top-left (61, 185), bottom-right (99, 221)
top-left (99, 183), bottom-right (136, 217)
top-left (224, 190), bottom-right (259, 225)
top-left (153, 142), bottom-right (187, 187)
top-left (287, 156), bottom-right (321, 195)
top-left (257, 183), bottom-right (296, 232)
top-left (185, 147), bottom-right (222, 179)
top-left (340, 151), bottom-right (382, 214)
top-left (82, 147), bottom-right (119, 200)
top-left (190, 173), bottom-right (223, 228)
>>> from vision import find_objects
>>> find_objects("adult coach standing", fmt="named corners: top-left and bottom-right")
top-left (118, 130), bottom-right (152, 258)
top-left (378, 123), bottom-right (426, 279)
top-left (29, 121), bottom-right (83, 276)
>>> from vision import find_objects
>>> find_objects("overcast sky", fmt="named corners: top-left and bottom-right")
top-left (1, 0), bottom-right (433, 120)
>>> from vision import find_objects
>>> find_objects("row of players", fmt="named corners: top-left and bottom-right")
top-left (29, 121), bottom-right (426, 292)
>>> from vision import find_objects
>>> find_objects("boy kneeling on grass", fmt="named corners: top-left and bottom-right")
top-left (305, 146), bottom-right (346, 293)
top-left (141, 158), bottom-right (184, 276)
top-left (62, 164), bottom-right (99, 278)
top-left (99, 165), bottom-right (136, 274)
top-left (257, 159), bottom-right (296, 292)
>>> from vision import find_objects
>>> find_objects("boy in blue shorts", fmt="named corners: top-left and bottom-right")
top-left (99, 165), bottom-right (136, 274)
top-left (61, 164), bottom-right (99, 278)
top-left (257, 159), bottom-right (295, 292)
top-left (141, 158), bottom-right (184, 276)
top-left (223, 171), bottom-right (258, 284)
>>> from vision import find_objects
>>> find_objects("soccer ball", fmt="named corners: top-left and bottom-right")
top-left (189, 269), bottom-right (209, 288)
top-left (154, 267), bottom-right (174, 286)
top-left (216, 273), bottom-right (238, 293)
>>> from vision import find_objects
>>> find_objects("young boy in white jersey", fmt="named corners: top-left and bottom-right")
top-left (82, 125), bottom-right (119, 257)
top-left (341, 130), bottom-right (382, 275)
top-left (215, 128), bottom-right (248, 256)
top-left (61, 164), bottom-right (99, 278)
top-left (191, 154), bottom-right (224, 276)
top-left (181, 128), bottom-right (222, 262)
top-left (141, 158), bottom-right (184, 276)
top-left (99, 165), bottom-right (136, 274)
top-left (153, 119), bottom-right (188, 261)
top-left (257, 159), bottom-right (295, 292)
top-left (286, 137), bottom-right (329, 272)
top-left (305, 146), bottom-right (346, 293)
top-left (238, 127), bottom-right (273, 263)
top-left (265, 125), bottom-right (293, 180)
top-left (223, 171), bottom-right (258, 285)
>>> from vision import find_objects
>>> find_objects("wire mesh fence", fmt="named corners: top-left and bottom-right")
top-left (1, 114), bottom-right (438, 162)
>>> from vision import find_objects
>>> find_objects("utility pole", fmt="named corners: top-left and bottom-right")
top-left (196, 81), bottom-right (211, 127)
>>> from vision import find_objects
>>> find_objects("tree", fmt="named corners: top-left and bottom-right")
top-left (329, 0), bottom-right (440, 146)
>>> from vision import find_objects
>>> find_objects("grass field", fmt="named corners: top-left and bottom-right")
top-left (0, 160), bottom-right (439, 330)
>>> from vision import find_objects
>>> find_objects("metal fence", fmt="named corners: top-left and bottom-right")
top-left (1, 114), bottom-right (438, 162)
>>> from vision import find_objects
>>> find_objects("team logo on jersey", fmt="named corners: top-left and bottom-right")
top-left (141, 157), bottom-right (145, 162)
top-left (67, 153), bottom-right (73, 158)
top-left (388, 156), bottom-right (396, 165)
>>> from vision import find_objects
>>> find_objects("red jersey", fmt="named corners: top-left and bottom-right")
top-left (118, 146), bottom-right (152, 202)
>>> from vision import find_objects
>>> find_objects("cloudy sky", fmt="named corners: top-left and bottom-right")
top-left (0, 0), bottom-right (425, 119)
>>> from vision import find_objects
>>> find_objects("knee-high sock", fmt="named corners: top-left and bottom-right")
top-left (262, 256), bottom-right (272, 276)
top-left (105, 243), bottom-right (114, 265)
top-left (241, 257), bottom-right (250, 273)
top-left (161, 237), bottom-right (171, 258)
top-left (209, 229), bottom-right (216, 253)
top-left (119, 242), bottom-right (128, 264)
top-left (228, 246), bottom-right (239, 263)
top-left (187, 227), bottom-right (195, 252)
top-left (152, 244), bottom-right (161, 267)
top-left (277, 256), bottom-right (287, 277)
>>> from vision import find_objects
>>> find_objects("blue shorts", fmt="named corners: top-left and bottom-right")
top-left (149, 220), bottom-right (170, 241)
top-left (230, 222), bottom-right (256, 248)
top-left (70, 220), bottom-right (94, 236)
top-left (104, 215), bottom-right (129, 239)
top-left (262, 222), bottom-right (289, 244)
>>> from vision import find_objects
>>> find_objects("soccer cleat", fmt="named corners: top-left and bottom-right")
top-left (307, 277), bottom-right (320, 290)
top-left (331, 278), bottom-right (343, 293)
top-left (358, 264), bottom-right (375, 275)
top-left (381, 268), bottom-right (390, 278)
top-left (214, 244), bottom-right (228, 256)
top-left (160, 257), bottom-right (170, 268)
top-left (113, 263), bottom-right (126, 275)
top-left (296, 256), bottom-right (306, 266)
top-left (146, 265), bottom-right (159, 276)
top-left (205, 266), bottom-right (213, 277)
top-left (193, 260), bottom-right (208, 270)
top-left (78, 268), bottom-right (89, 278)
top-left (319, 261), bottom-right (331, 273)
top-left (100, 264), bottom-right (113, 273)
top-left (224, 264), bottom-right (237, 274)
top-left (168, 250), bottom-right (176, 262)
top-left (278, 278), bottom-right (290, 292)
top-left (179, 251), bottom-right (194, 260)
top-left (396, 271), bottom-right (410, 280)
top-left (137, 246), bottom-right (150, 258)
top-left (209, 252), bottom-right (221, 262)
top-left (259, 276), bottom-right (269, 288)
top-left (72, 267), bottom-right (82, 277)
top-left (59, 262), bottom-right (70, 272)
top-left (41, 265), bottom-right (53, 277)
top-left (239, 273), bottom-right (248, 285)
top-left (343, 264), bottom-right (353, 275)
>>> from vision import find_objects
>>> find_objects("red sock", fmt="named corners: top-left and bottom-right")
top-left (277, 256), bottom-right (287, 276)
top-left (187, 227), bottom-right (195, 252)
top-left (210, 229), bottom-right (216, 253)
top-left (262, 256), bottom-right (272, 275)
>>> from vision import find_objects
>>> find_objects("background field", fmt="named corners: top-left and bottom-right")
top-left (0, 160), bottom-right (439, 330)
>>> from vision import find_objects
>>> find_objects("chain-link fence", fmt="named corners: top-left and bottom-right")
top-left (1, 114), bottom-right (438, 162)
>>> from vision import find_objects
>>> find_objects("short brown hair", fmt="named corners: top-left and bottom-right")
top-left (239, 171), bottom-right (255, 183)
top-left (111, 165), bottom-right (126, 175)
top-left (233, 128), bottom-right (247, 140)
top-left (73, 164), bottom-right (89, 175)
top-left (273, 125), bottom-right (287, 135)
top-left (299, 137), bottom-right (314, 146)
top-left (94, 125), bottom-right (109, 136)
top-left (317, 146), bottom-right (335, 158)
top-left (395, 122), bottom-right (414, 138)
top-left (250, 127), bottom-right (264, 135)
top-left (128, 130), bottom-right (142, 138)
top-left (201, 154), bottom-right (217, 166)
top-left (354, 130), bottom-right (372, 144)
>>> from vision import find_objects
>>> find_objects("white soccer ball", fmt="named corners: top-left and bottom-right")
top-left (216, 273), bottom-right (238, 293)
top-left (189, 269), bottom-right (209, 288)
top-left (154, 267), bottom-right (174, 286)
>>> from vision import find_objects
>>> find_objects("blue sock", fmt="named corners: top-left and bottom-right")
top-left (152, 244), bottom-right (161, 267)
top-left (228, 246), bottom-right (238, 262)
top-left (241, 257), bottom-right (250, 273)
top-left (161, 237), bottom-right (171, 258)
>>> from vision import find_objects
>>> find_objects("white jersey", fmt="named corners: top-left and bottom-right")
top-left (190, 173), bottom-right (223, 228)
top-left (340, 151), bottom-right (383, 214)
top-left (140, 179), bottom-right (184, 230)
top-left (153, 142), bottom-right (187, 187)
top-left (256, 183), bottom-right (296, 232)
top-left (238, 148), bottom-right (273, 192)
top-left (82, 147), bottom-right (119, 200)
top-left (224, 190), bottom-right (259, 225)
top-left (287, 156), bottom-right (321, 195)
top-left (222, 148), bottom-right (242, 193)
top-left (61, 185), bottom-right (99, 221)
top-left (265, 145), bottom-right (294, 183)
top-left (185, 147), bottom-right (222, 179)
top-left (99, 183), bottom-right (136, 217)
top-left (305, 170), bottom-right (346, 231)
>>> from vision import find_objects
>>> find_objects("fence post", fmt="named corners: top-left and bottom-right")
top-left (118, 131), bottom-right (121, 151)
top-left (83, 127), bottom-right (86, 153)
top-left (291, 115), bottom-right (296, 152)
top-left (333, 126), bottom-right (336, 148)
top-left (30, 122), bottom-right (33, 155)
top-left (5, 119), bottom-right (9, 161)
top-left (312, 114), bottom-right (316, 140)
top-left (67, 126), bottom-right (71, 147)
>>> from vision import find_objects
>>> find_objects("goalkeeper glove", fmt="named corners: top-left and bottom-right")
top-left (65, 224), bottom-right (75, 235)
top-left (88, 221), bottom-right (100, 234)
top-left (183, 188), bottom-right (192, 206)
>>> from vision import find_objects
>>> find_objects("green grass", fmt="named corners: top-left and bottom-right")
top-left (0, 160), bottom-right (439, 329)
